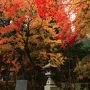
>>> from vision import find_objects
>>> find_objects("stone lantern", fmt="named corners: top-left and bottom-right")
top-left (43, 60), bottom-right (59, 90)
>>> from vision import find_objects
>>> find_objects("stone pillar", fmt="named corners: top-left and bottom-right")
top-left (15, 80), bottom-right (28, 90)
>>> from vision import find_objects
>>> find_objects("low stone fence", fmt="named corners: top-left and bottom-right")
top-left (0, 80), bottom-right (90, 90)
top-left (0, 80), bottom-right (15, 90)
top-left (28, 82), bottom-right (90, 90)
top-left (57, 82), bottom-right (90, 90)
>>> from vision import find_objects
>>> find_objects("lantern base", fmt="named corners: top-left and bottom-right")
top-left (44, 85), bottom-right (60, 90)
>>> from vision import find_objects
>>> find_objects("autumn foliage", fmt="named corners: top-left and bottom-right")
top-left (35, 0), bottom-right (87, 48)
top-left (0, 0), bottom-right (89, 76)
top-left (0, 0), bottom-right (87, 47)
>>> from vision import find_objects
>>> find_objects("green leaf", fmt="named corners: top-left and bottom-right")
top-left (49, 19), bottom-right (56, 23)
top-left (48, 25), bottom-right (53, 28)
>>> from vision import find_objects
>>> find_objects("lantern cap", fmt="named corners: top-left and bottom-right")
top-left (43, 60), bottom-right (57, 69)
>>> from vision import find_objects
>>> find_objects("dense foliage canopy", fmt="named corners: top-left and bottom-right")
top-left (0, 0), bottom-right (90, 80)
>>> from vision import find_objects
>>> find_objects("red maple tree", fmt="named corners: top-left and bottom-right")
top-left (0, 0), bottom-right (85, 47)
top-left (35, 0), bottom-right (86, 48)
